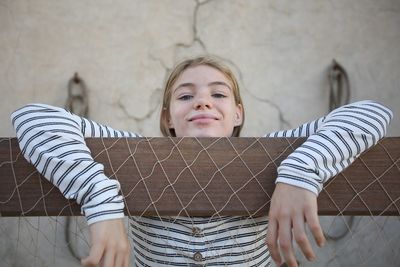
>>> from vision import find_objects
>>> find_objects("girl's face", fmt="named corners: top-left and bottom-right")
top-left (168, 65), bottom-right (243, 137)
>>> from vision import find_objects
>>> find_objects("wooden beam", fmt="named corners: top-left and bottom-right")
top-left (0, 137), bottom-right (399, 217)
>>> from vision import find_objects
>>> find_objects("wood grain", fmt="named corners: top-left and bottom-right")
top-left (1, 137), bottom-right (399, 217)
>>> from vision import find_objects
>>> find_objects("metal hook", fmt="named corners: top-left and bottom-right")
top-left (329, 59), bottom-right (350, 111)
top-left (65, 72), bottom-right (89, 117)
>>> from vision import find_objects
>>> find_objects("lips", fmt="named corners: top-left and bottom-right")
top-left (188, 114), bottom-right (218, 121)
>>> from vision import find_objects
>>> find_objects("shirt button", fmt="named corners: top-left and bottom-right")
top-left (192, 227), bottom-right (202, 236)
top-left (193, 251), bottom-right (203, 262)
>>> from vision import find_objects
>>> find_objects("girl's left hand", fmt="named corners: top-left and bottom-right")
top-left (266, 183), bottom-right (326, 267)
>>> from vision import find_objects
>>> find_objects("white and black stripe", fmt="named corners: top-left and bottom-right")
top-left (130, 216), bottom-right (269, 266)
top-left (11, 100), bottom-right (393, 266)
top-left (267, 100), bottom-right (393, 195)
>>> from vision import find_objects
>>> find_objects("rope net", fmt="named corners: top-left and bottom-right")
top-left (0, 137), bottom-right (399, 266)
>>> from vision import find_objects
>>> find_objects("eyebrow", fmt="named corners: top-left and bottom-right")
top-left (173, 81), bottom-right (232, 93)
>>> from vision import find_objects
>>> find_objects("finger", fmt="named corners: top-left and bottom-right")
top-left (114, 246), bottom-right (129, 267)
top-left (81, 244), bottom-right (105, 267)
top-left (278, 218), bottom-right (297, 267)
top-left (115, 254), bottom-right (124, 267)
top-left (293, 215), bottom-right (315, 261)
top-left (123, 252), bottom-right (130, 267)
top-left (266, 219), bottom-right (282, 266)
top-left (123, 242), bottom-right (131, 267)
top-left (101, 249), bottom-right (116, 267)
top-left (305, 209), bottom-right (326, 247)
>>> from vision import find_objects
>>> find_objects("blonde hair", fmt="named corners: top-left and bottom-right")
top-left (160, 55), bottom-right (245, 137)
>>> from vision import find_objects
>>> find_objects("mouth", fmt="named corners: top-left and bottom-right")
top-left (188, 114), bottom-right (219, 122)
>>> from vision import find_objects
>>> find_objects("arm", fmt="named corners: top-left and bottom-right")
top-left (11, 103), bottom-right (139, 266)
top-left (264, 100), bottom-right (393, 266)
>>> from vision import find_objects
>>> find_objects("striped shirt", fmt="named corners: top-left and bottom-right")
top-left (11, 100), bottom-right (393, 266)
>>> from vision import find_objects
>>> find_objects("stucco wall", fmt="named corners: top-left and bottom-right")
top-left (1, 1), bottom-right (399, 266)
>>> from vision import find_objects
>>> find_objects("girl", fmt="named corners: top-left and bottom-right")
top-left (11, 56), bottom-right (393, 267)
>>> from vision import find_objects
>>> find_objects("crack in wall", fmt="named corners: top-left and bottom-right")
top-left (147, 0), bottom-right (214, 79)
top-left (116, 0), bottom-right (212, 131)
top-left (219, 57), bottom-right (292, 130)
top-left (117, 87), bottom-right (162, 134)
top-left (120, 0), bottom-right (291, 133)
top-left (117, 92), bottom-right (161, 122)
top-left (174, 0), bottom-right (213, 52)
top-left (245, 89), bottom-right (292, 130)
top-left (149, 54), bottom-right (171, 74)
top-left (187, 0), bottom-right (292, 130)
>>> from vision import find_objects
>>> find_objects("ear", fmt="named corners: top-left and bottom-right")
top-left (163, 107), bottom-right (173, 128)
top-left (167, 116), bottom-right (174, 129)
top-left (234, 103), bottom-right (243, 126)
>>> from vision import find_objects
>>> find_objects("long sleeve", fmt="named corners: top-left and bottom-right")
top-left (11, 103), bottom-right (141, 224)
top-left (264, 100), bottom-right (393, 195)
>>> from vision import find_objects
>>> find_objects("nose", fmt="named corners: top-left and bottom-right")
top-left (194, 93), bottom-right (212, 110)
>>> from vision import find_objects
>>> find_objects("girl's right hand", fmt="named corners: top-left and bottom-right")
top-left (81, 218), bottom-right (131, 267)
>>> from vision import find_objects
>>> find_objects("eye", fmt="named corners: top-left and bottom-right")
top-left (178, 95), bottom-right (193, 101)
top-left (212, 93), bottom-right (226, 98)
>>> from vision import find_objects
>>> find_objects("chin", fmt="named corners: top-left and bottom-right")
top-left (176, 127), bottom-right (233, 138)
top-left (191, 129), bottom-right (233, 138)
top-left (185, 129), bottom-right (220, 138)
top-left (191, 132), bottom-right (217, 138)
top-left (197, 134), bottom-right (218, 138)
